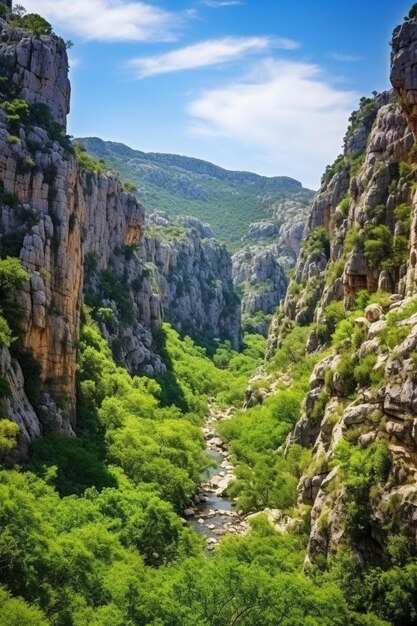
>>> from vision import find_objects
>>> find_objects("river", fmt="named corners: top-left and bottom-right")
top-left (186, 406), bottom-right (248, 548)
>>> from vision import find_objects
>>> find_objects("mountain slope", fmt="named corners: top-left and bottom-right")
top-left (79, 137), bottom-right (314, 251)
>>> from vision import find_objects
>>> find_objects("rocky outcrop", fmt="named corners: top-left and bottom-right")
top-left (0, 21), bottom-right (165, 450)
top-left (264, 12), bottom-right (417, 570)
top-left (0, 23), bottom-right (70, 126)
top-left (232, 246), bottom-right (287, 335)
top-left (139, 212), bottom-right (241, 350)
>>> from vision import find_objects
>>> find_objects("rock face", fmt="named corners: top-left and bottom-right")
top-left (265, 13), bottom-right (417, 568)
top-left (139, 212), bottom-right (241, 350)
top-left (233, 204), bottom-right (309, 336)
top-left (0, 22), bottom-right (163, 450)
top-left (0, 24), bottom-right (70, 126)
top-left (232, 246), bottom-right (287, 336)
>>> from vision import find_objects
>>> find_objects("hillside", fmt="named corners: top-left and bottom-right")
top-left (78, 137), bottom-right (314, 251)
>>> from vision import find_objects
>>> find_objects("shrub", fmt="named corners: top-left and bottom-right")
top-left (322, 154), bottom-right (345, 186)
top-left (410, 3), bottom-right (417, 19)
top-left (0, 419), bottom-right (19, 459)
top-left (335, 352), bottom-right (357, 396)
top-left (338, 197), bottom-right (350, 218)
top-left (364, 225), bottom-right (392, 269)
top-left (399, 161), bottom-right (412, 178)
top-left (28, 103), bottom-right (74, 155)
top-left (394, 203), bottom-right (413, 230)
top-left (19, 13), bottom-right (52, 35)
top-left (0, 377), bottom-right (11, 399)
top-left (308, 391), bottom-right (329, 425)
top-left (1, 99), bottom-right (29, 126)
top-left (304, 227), bottom-right (331, 257)
top-left (344, 226), bottom-right (361, 254)
top-left (326, 259), bottom-right (345, 286)
top-left (353, 354), bottom-right (378, 388)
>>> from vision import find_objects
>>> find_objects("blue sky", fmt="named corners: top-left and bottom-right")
top-left (23, 0), bottom-right (413, 189)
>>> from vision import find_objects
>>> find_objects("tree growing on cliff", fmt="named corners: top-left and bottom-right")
top-left (409, 4), bottom-right (417, 19)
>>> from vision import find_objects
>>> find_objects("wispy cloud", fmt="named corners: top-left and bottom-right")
top-left (187, 59), bottom-right (358, 188)
top-left (203, 0), bottom-right (243, 7)
top-left (21, 0), bottom-right (183, 42)
top-left (129, 36), bottom-right (300, 78)
top-left (330, 53), bottom-right (361, 62)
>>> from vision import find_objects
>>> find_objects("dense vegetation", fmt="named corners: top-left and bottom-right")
top-left (0, 308), bottom-right (391, 625)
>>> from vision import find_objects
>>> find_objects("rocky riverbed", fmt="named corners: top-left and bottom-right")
top-left (185, 406), bottom-right (249, 549)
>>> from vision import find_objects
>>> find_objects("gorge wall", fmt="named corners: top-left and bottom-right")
top-left (262, 11), bottom-right (417, 569)
top-left (0, 19), bottom-right (240, 455)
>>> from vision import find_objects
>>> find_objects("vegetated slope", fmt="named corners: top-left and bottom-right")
top-left (214, 7), bottom-right (417, 625)
top-left (79, 136), bottom-right (314, 251)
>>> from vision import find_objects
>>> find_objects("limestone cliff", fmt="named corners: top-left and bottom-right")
top-left (139, 212), bottom-right (241, 350)
top-left (232, 246), bottom-right (287, 336)
top-left (0, 20), bottom-right (162, 453)
top-left (0, 18), bottom-right (244, 454)
top-left (264, 12), bottom-right (417, 568)
top-left (233, 201), bottom-right (308, 336)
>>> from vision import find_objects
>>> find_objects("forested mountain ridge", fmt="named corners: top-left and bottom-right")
top-left (79, 136), bottom-right (314, 251)
top-left (80, 138), bottom-right (312, 336)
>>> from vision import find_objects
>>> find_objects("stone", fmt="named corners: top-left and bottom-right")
top-left (365, 303), bottom-right (383, 323)
top-left (368, 319), bottom-right (387, 339)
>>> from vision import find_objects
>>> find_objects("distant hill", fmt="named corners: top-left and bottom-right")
top-left (79, 137), bottom-right (315, 251)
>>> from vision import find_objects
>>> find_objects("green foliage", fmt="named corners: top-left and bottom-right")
top-left (322, 154), bottom-right (345, 186)
top-left (338, 196), bottom-right (350, 218)
top-left (344, 226), bottom-right (361, 254)
top-left (410, 3), bottom-right (417, 19)
top-left (307, 391), bottom-right (329, 425)
top-left (28, 103), bottom-right (74, 154)
top-left (305, 226), bottom-right (331, 257)
top-left (394, 202), bottom-right (413, 230)
top-left (355, 289), bottom-right (391, 310)
top-left (353, 354), bottom-right (382, 388)
top-left (75, 142), bottom-right (111, 174)
top-left (0, 378), bottom-right (11, 399)
top-left (335, 439), bottom-right (391, 541)
top-left (122, 181), bottom-right (137, 193)
top-left (269, 324), bottom-right (311, 371)
top-left (0, 98), bottom-right (29, 125)
top-left (363, 225), bottom-right (392, 269)
top-left (326, 259), bottom-right (345, 286)
top-left (344, 98), bottom-right (378, 146)
top-left (399, 161), bottom-right (412, 178)
top-left (335, 352), bottom-right (356, 396)
top-left (0, 315), bottom-right (11, 348)
top-left (325, 300), bottom-right (346, 334)
top-left (18, 13), bottom-right (52, 35)
top-left (0, 585), bottom-right (48, 626)
top-left (0, 420), bottom-right (19, 460)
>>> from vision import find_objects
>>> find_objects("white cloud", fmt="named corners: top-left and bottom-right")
top-left (203, 1), bottom-right (243, 7)
top-left (330, 53), bottom-right (361, 62)
top-left (21, 0), bottom-right (182, 42)
top-left (129, 36), bottom-right (299, 78)
top-left (187, 59), bottom-right (359, 188)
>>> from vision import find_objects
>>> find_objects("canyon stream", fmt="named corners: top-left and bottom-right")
top-left (186, 405), bottom-right (248, 548)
